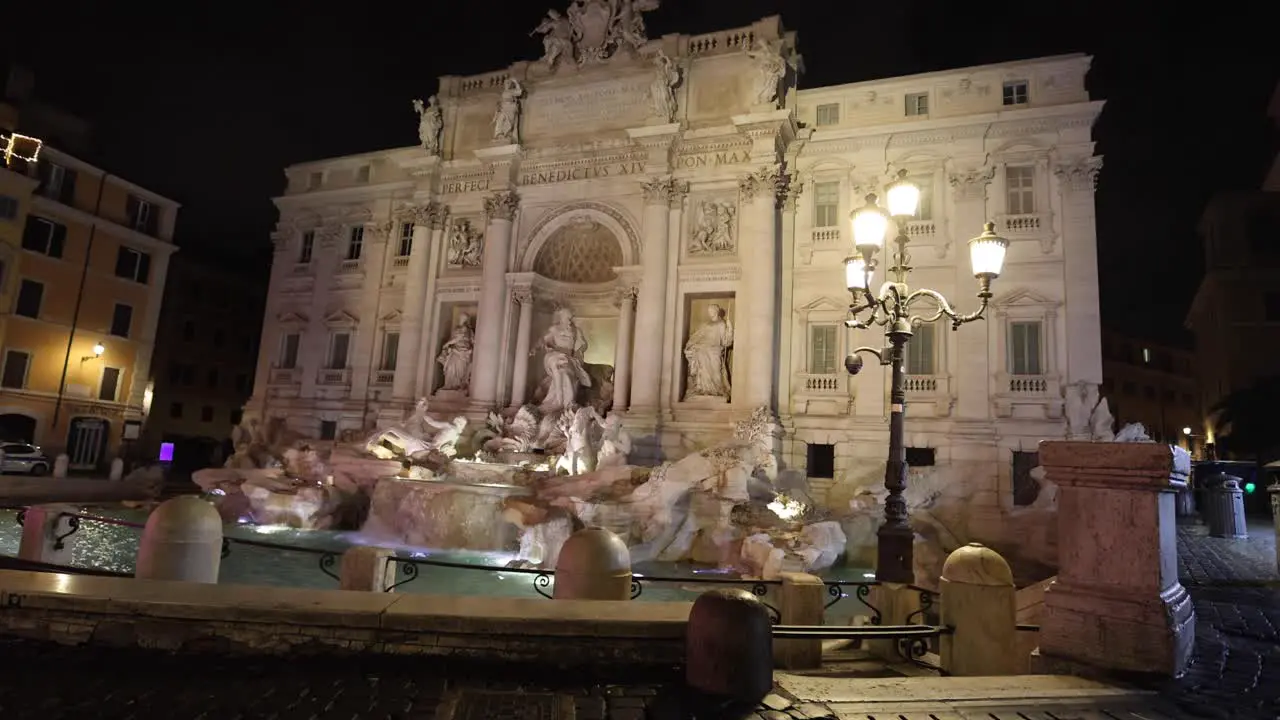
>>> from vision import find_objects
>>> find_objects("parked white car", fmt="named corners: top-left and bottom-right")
top-left (0, 443), bottom-right (52, 476)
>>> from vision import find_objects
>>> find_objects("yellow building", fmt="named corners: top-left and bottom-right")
top-left (0, 134), bottom-right (178, 470)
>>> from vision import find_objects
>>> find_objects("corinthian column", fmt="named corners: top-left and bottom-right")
top-left (351, 219), bottom-right (391, 401)
top-left (612, 284), bottom-right (638, 411)
top-left (508, 285), bottom-right (535, 408)
top-left (737, 166), bottom-right (785, 410)
top-left (392, 202), bottom-right (445, 402)
top-left (629, 176), bottom-right (679, 414)
top-left (1055, 156), bottom-right (1104, 386)
top-left (469, 190), bottom-right (520, 409)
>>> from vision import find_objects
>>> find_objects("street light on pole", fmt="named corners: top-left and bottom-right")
top-left (843, 169), bottom-right (1010, 584)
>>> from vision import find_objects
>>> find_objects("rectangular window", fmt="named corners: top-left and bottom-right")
top-left (815, 103), bottom-right (840, 127)
top-left (905, 92), bottom-right (929, 116)
top-left (280, 333), bottom-right (301, 369)
top-left (905, 447), bottom-right (936, 466)
top-left (806, 443), bottom-right (835, 479)
top-left (813, 181), bottom-right (840, 227)
top-left (299, 231), bottom-right (315, 264)
top-left (905, 323), bottom-right (936, 375)
top-left (1, 350), bottom-right (30, 389)
top-left (109, 303), bottom-right (133, 338)
top-left (0, 194), bottom-right (18, 221)
top-left (356, 165), bottom-right (371, 183)
top-left (20, 217), bottom-right (66, 258)
top-left (207, 368), bottom-right (219, 389)
top-left (126, 194), bottom-right (157, 235)
top-left (114, 246), bottom-right (152, 283)
top-left (1009, 321), bottom-right (1043, 375)
top-left (15, 279), bottom-right (42, 318)
top-left (99, 367), bottom-right (121, 401)
top-left (328, 332), bottom-right (350, 369)
top-left (169, 401), bottom-right (183, 419)
top-left (320, 420), bottom-right (337, 441)
top-left (398, 223), bottom-right (414, 256)
top-left (235, 374), bottom-right (249, 393)
top-left (381, 332), bottom-right (400, 371)
top-left (37, 162), bottom-right (77, 204)
top-left (1005, 166), bottom-right (1035, 215)
top-left (308, 172), bottom-right (323, 190)
top-left (808, 324), bottom-right (839, 375)
top-left (1012, 450), bottom-right (1041, 506)
top-left (914, 174), bottom-right (933, 220)
top-left (201, 406), bottom-right (214, 422)
top-left (1002, 80), bottom-right (1029, 106)
top-left (346, 226), bottom-right (364, 261)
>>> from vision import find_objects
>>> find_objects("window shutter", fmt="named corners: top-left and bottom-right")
top-left (137, 251), bottom-right (151, 283)
top-left (49, 223), bottom-right (66, 258)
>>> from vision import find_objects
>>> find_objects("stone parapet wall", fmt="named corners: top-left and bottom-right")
top-left (0, 570), bottom-right (690, 668)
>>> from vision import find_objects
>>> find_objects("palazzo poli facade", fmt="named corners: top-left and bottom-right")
top-left (250, 9), bottom-right (1104, 516)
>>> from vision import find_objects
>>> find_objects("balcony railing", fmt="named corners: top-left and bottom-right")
top-left (338, 259), bottom-right (361, 273)
top-left (998, 213), bottom-right (1047, 236)
top-left (373, 370), bottom-right (395, 385)
top-left (391, 256), bottom-right (411, 268)
top-left (811, 227), bottom-right (841, 245)
top-left (291, 263), bottom-right (312, 276)
top-left (904, 375), bottom-right (938, 393)
top-left (318, 368), bottom-right (351, 386)
top-left (268, 367), bottom-right (300, 386)
top-left (903, 219), bottom-right (936, 237)
top-left (800, 373), bottom-right (844, 394)
top-left (1008, 375), bottom-right (1049, 393)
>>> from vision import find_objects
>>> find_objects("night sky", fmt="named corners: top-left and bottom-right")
top-left (5, 0), bottom-right (1278, 344)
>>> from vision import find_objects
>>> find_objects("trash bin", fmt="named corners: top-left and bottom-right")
top-left (1207, 476), bottom-right (1248, 539)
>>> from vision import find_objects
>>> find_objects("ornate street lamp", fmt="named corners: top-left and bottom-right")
top-left (843, 169), bottom-right (1009, 584)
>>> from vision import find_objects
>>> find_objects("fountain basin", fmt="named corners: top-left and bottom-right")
top-left (362, 477), bottom-right (532, 551)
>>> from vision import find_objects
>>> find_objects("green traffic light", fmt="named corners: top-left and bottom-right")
top-left (1245, 482), bottom-right (1257, 494)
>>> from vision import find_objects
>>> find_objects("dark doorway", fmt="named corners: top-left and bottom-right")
top-left (806, 443), bottom-right (835, 479)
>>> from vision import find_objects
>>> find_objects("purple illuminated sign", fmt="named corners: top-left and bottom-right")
top-left (158, 443), bottom-right (174, 462)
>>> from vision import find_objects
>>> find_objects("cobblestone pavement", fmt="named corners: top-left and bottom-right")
top-left (1162, 519), bottom-right (1280, 719)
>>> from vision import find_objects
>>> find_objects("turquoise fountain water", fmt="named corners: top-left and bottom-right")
top-left (0, 505), bottom-right (877, 623)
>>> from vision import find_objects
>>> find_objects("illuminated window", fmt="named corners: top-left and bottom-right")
top-left (808, 325), bottom-right (839, 374)
top-left (398, 223), bottom-right (414, 256)
top-left (1002, 81), bottom-right (1029, 106)
top-left (1009, 321), bottom-right (1043, 375)
top-left (905, 93), bottom-right (929, 116)
top-left (381, 332), bottom-right (400, 371)
top-left (1142, 347), bottom-right (1151, 363)
top-left (1005, 166), bottom-right (1035, 215)
top-left (813, 182), bottom-right (840, 227)
top-left (815, 103), bottom-right (840, 127)
top-left (906, 324), bottom-right (936, 375)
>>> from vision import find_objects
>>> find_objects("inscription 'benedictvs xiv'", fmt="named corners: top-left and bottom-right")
top-left (519, 162), bottom-right (646, 187)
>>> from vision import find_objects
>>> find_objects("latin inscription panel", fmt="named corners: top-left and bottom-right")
top-left (524, 77), bottom-right (651, 138)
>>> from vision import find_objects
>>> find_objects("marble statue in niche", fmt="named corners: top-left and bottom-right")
top-left (447, 219), bottom-right (483, 268)
top-left (437, 314), bottom-right (475, 392)
top-left (684, 304), bottom-right (734, 401)
top-left (412, 96), bottom-right (442, 155)
top-left (492, 78), bottom-right (525, 144)
top-left (650, 51), bottom-right (680, 122)
top-left (689, 201), bottom-right (736, 254)
top-left (539, 307), bottom-right (592, 412)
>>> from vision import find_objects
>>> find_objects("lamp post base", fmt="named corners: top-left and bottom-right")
top-left (875, 522), bottom-right (915, 584)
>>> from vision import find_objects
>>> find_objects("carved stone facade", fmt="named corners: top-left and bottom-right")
top-left (251, 15), bottom-right (1103, 536)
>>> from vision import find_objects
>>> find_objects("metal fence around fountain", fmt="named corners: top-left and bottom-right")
top-left (0, 507), bottom-right (944, 630)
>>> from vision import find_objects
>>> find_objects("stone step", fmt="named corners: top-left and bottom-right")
top-left (778, 674), bottom-right (1157, 705)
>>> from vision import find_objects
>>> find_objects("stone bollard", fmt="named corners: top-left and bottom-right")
top-left (940, 543), bottom-right (1018, 676)
top-left (339, 546), bottom-right (396, 592)
top-left (135, 496), bottom-right (223, 583)
top-left (109, 458), bottom-right (124, 481)
top-left (53, 454), bottom-right (69, 478)
top-left (1035, 441), bottom-right (1194, 677)
top-left (17, 504), bottom-right (80, 565)
top-left (553, 526), bottom-right (632, 600)
top-left (1207, 478), bottom-right (1248, 539)
top-left (774, 572), bottom-right (824, 670)
top-left (686, 589), bottom-right (773, 707)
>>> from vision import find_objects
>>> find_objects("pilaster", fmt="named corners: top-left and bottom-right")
top-left (469, 190), bottom-right (520, 410)
top-left (947, 164), bottom-right (995, 420)
top-left (1054, 155), bottom-right (1104, 385)
top-left (299, 226), bottom-right (341, 400)
top-left (631, 175), bottom-right (682, 415)
top-left (392, 202), bottom-right (446, 401)
top-left (349, 219), bottom-right (391, 400)
top-left (737, 165), bottom-right (787, 411)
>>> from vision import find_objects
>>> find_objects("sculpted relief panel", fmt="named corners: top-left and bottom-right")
top-left (687, 199), bottom-right (736, 256)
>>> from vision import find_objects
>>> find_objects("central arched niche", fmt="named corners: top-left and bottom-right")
top-left (532, 215), bottom-right (624, 284)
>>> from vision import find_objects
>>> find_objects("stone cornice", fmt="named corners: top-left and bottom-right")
top-left (273, 181), bottom-right (415, 210)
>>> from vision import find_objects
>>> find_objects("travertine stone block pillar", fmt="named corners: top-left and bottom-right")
top-left (686, 588), bottom-right (773, 706)
top-left (947, 165), bottom-right (994, 420)
top-left (775, 572), bottom-right (824, 669)
top-left (339, 546), bottom-right (396, 592)
top-left (553, 527), bottom-right (632, 601)
top-left (1036, 441), bottom-right (1195, 677)
top-left (508, 286), bottom-right (535, 408)
top-left (737, 166), bottom-right (783, 410)
top-left (940, 543), bottom-right (1018, 676)
top-left (469, 190), bottom-right (520, 410)
top-left (867, 582), bottom-right (923, 661)
top-left (17, 504), bottom-right (79, 565)
top-left (612, 286), bottom-right (637, 411)
top-left (393, 204), bottom-right (444, 401)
